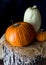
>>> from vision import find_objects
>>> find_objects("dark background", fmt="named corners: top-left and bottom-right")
top-left (0, 0), bottom-right (46, 37)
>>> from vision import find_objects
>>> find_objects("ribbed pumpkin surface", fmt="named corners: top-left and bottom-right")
top-left (36, 32), bottom-right (46, 42)
top-left (5, 22), bottom-right (35, 46)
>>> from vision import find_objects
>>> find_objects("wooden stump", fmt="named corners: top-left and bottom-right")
top-left (0, 34), bottom-right (46, 65)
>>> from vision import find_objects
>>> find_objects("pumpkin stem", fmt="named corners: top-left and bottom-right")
top-left (32, 5), bottom-right (37, 9)
top-left (10, 20), bottom-right (13, 24)
top-left (14, 23), bottom-right (20, 27)
top-left (39, 29), bottom-right (44, 33)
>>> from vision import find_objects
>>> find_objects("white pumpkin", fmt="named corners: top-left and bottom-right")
top-left (23, 5), bottom-right (41, 32)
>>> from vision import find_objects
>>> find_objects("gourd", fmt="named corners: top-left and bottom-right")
top-left (36, 31), bottom-right (46, 42)
top-left (23, 5), bottom-right (41, 32)
top-left (5, 22), bottom-right (35, 47)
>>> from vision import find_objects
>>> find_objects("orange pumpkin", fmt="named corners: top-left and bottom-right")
top-left (5, 22), bottom-right (35, 47)
top-left (36, 31), bottom-right (46, 42)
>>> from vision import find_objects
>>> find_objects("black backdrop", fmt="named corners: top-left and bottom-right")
top-left (0, 0), bottom-right (46, 37)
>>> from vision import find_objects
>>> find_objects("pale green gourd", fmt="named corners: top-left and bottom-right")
top-left (23, 5), bottom-right (41, 32)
